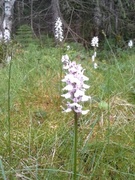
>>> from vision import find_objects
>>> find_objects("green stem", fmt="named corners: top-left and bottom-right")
top-left (7, 61), bottom-right (12, 168)
top-left (59, 43), bottom-right (63, 100)
top-left (73, 112), bottom-right (78, 180)
top-left (107, 66), bottom-right (110, 144)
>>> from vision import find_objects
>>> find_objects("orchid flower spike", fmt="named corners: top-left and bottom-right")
top-left (61, 60), bottom-right (90, 115)
top-left (61, 54), bottom-right (70, 69)
top-left (128, 40), bottom-right (133, 48)
top-left (91, 36), bottom-right (99, 47)
top-left (54, 17), bottom-right (64, 42)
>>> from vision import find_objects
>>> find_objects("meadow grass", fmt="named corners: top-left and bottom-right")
top-left (0, 39), bottom-right (135, 179)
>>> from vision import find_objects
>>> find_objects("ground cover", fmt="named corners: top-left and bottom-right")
top-left (0, 39), bottom-right (135, 179)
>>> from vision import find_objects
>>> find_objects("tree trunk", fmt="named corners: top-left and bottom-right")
top-left (93, 0), bottom-right (102, 36)
top-left (0, 0), bottom-right (4, 41)
top-left (15, 0), bottom-right (24, 26)
top-left (51, 0), bottom-right (61, 37)
top-left (51, 0), bottom-right (61, 22)
top-left (0, 0), bottom-right (16, 42)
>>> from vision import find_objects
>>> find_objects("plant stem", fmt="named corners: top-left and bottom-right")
top-left (7, 60), bottom-right (12, 175)
top-left (107, 66), bottom-right (110, 144)
top-left (73, 112), bottom-right (78, 180)
top-left (59, 44), bottom-right (62, 99)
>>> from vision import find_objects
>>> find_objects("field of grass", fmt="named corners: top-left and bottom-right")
top-left (0, 38), bottom-right (135, 179)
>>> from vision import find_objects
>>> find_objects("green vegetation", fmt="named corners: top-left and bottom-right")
top-left (0, 38), bottom-right (135, 179)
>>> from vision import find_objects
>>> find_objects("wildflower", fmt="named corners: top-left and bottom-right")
top-left (92, 51), bottom-right (97, 62)
top-left (54, 17), bottom-right (63, 42)
top-left (61, 61), bottom-right (90, 115)
top-left (67, 45), bottom-right (70, 50)
top-left (91, 36), bottom-right (99, 47)
top-left (94, 62), bottom-right (98, 69)
top-left (92, 56), bottom-right (95, 62)
top-left (128, 40), bottom-right (133, 48)
top-left (61, 54), bottom-right (70, 69)
top-left (61, 54), bottom-right (69, 63)
top-left (94, 52), bottom-right (97, 57)
top-left (91, 37), bottom-right (99, 68)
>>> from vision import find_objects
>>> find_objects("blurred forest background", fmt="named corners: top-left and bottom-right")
top-left (8, 0), bottom-right (135, 45)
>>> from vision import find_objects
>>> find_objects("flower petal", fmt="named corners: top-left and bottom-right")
top-left (82, 110), bottom-right (89, 115)
top-left (61, 93), bottom-right (71, 99)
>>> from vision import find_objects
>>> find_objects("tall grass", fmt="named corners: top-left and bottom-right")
top-left (7, 60), bottom-right (12, 177)
top-left (0, 38), bottom-right (135, 179)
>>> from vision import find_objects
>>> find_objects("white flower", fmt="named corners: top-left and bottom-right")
top-left (81, 74), bottom-right (89, 81)
top-left (94, 62), bottom-right (98, 69)
top-left (61, 60), bottom-right (90, 115)
top-left (61, 54), bottom-right (69, 63)
top-left (67, 45), bottom-right (70, 50)
top-left (81, 110), bottom-right (89, 115)
top-left (74, 89), bottom-right (85, 98)
top-left (94, 52), bottom-right (97, 57)
top-left (91, 37), bottom-right (99, 68)
top-left (61, 92), bottom-right (71, 99)
top-left (83, 84), bottom-right (90, 89)
top-left (92, 55), bottom-right (95, 62)
top-left (54, 17), bottom-right (64, 42)
top-left (62, 84), bottom-right (73, 91)
top-left (91, 36), bottom-right (99, 47)
top-left (61, 54), bottom-right (70, 69)
top-left (81, 95), bottom-right (91, 102)
top-left (128, 40), bottom-right (133, 48)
